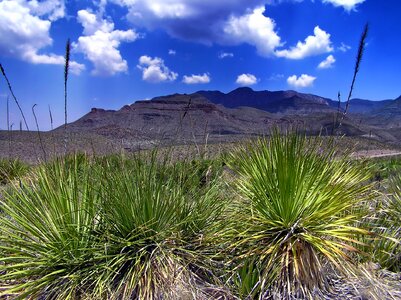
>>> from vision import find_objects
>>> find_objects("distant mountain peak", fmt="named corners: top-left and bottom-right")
top-left (231, 86), bottom-right (254, 92)
top-left (197, 88), bottom-right (333, 113)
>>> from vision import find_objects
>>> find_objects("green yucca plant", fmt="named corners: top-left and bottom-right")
top-left (0, 155), bottom-right (103, 299)
top-left (367, 173), bottom-right (401, 272)
top-left (93, 152), bottom-right (227, 299)
top-left (226, 131), bottom-right (373, 299)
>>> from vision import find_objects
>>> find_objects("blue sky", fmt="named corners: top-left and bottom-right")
top-left (0, 0), bottom-right (400, 130)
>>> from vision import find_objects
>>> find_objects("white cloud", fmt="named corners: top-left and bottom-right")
top-left (74, 9), bottom-right (138, 76)
top-left (137, 55), bottom-right (178, 83)
top-left (110, 1), bottom-right (281, 56)
top-left (287, 74), bottom-right (316, 88)
top-left (218, 52), bottom-right (234, 59)
top-left (270, 0), bottom-right (365, 10)
top-left (168, 49), bottom-right (176, 55)
top-left (76, 9), bottom-right (114, 35)
top-left (23, 52), bottom-right (85, 74)
top-left (275, 26), bottom-right (333, 59)
top-left (182, 73), bottom-right (210, 84)
top-left (318, 54), bottom-right (336, 69)
top-left (322, 0), bottom-right (366, 11)
top-left (236, 73), bottom-right (258, 86)
top-left (338, 42), bottom-right (351, 52)
top-left (222, 6), bottom-right (281, 56)
top-left (0, 0), bottom-right (84, 74)
top-left (26, 0), bottom-right (65, 21)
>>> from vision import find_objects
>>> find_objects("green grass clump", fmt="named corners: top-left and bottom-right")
top-left (0, 152), bottom-right (227, 299)
top-left (366, 156), bottom-right (401, 182)
top-left (225, 131), bottom-right (373, 299)
top-left (95, 153), bottom-right (226, 299)
top-left (0, 156), bottom-right (102, 299)
top-left (365, 173), bottom-right (401, 272)
top-left (0, 158), bottom-right (29, 185)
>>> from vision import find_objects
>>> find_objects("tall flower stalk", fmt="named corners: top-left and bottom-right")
top-left (64, 38), bottom-right (71, 154)
top-left (0, 63), bottom-right (29, 131)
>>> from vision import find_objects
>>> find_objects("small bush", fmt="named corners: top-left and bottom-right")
top-left (0, 158), bottom-right (29, 185)
top-left (366, 173), bottom-right (401, 272)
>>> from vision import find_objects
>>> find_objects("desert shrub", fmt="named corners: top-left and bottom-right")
top-left (367, 156), bottom-right (401, 182)
top-left (0, 158), bottom-right (29, 185)
top-left (0, 155), bottom-right (101, 299)
top-left (95, 152), bottom-right (227, 299)
top-left (225, 131), bottom-right (373, 299)
top-left (366, 173), bottom-right (401, 272)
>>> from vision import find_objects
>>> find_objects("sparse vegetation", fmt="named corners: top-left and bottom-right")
top-left (0, 132), bottom-right (400, 299)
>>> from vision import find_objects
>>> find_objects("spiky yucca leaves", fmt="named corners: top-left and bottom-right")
top-left (226, 132), bottom-right (372, 299)
top-left (368, 174), bottom-right (401, 272)
top-left (0, 155), bottom-right (102, 299)
top-left (95, 153), bottom-right (227, 299)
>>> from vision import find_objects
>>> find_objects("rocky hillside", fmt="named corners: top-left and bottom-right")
top-left (197, 87), bottom-right (335, 114)
top-left (53, 88), bottom-right (401, 150)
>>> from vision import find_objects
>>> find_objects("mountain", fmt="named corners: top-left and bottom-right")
top-left (362, 95), bottom-right (401, 128)
top-left (346, 98), bottom-right (393, 114)
top-left (197, 87), bottom-right (335, 114)
top-left (59, 89), bottom-right (401, 149)
top-left (62, 93), bottom-right (295, 148)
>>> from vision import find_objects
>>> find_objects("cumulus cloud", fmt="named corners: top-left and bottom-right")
top-left (26, 0), bottom-right (65, 21)
top-left (74, 9), bottom-right (138, 76)
top-left (222, 6), bottom-right (281, 56)
top-left (236, 73), bottom-right (258, 86)
top-left (275, 26), bottom-right (333, 59)
top-left (270, 0), bottom-right (365, 10)
top-left (0, 0), bottom-right (84, 74)
top-left (338, 42), bottom-right (351, 52)
top-left (110, 1), bottom-right (281, 56)
top-left (318, 54), bottom-right (336, 69)
top-left (137, 55), bottom-right (178, 83)
top-left (322, 0), bottom-right (366, 11)
top-left (168, 49), bottom-right (176, 55)
top-left (287, 74), bottom-right (316, 88)
top-left (23, 52), bottom-right (85, 74)
top-left (182, 73), bottom-right (210, 84)
top-left (218, 52), bottom-right (234, 59)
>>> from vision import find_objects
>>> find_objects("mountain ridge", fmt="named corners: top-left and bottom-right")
top-left (58, 88), bottom-right (401, 149)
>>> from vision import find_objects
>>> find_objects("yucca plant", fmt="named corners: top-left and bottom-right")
top-left (93, 152), bottom-right (227, 299)
top-left (226, 131), bottom-right (373, 299)
top-left (367, 173), bottom-right (401, 272)
top-left (0, 155), bottom-right (102, 299)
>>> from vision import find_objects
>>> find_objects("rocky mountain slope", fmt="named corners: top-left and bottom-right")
top-left (197, 87), bottom-right (335, 114)
top-left (59, 88), bottom-right (401, 149)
